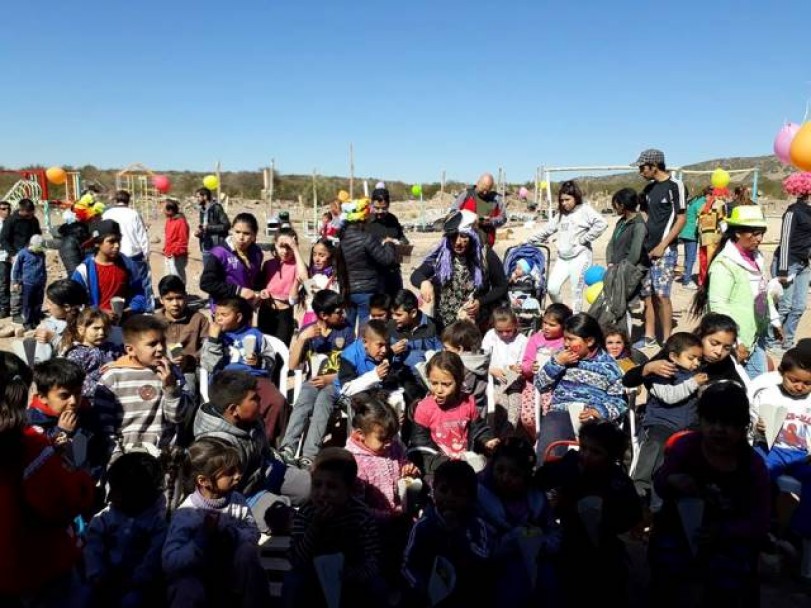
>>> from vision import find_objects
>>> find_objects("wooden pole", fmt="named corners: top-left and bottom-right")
top-left (215, 160), bottom-right (223, 211)
top-left (269, 158), bottom-right (275, 216)
top-left (349, 143), bottom-right (355, 200)
top-left (312, 169), bottom-right (318, 238)
top-left (535, 166), bottom-right (540, 206)
top-left (441, 170), bottom-right (446, 199)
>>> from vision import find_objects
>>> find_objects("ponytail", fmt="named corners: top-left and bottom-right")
top-left (0, 352), bottom-right (33, 443)
top-left (690, 232), bottom-right (733, 318)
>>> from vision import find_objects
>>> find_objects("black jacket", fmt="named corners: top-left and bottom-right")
top-left (606, 213), bottom-right (647, 266)
top-left (0, 211), bottom-right (41, 256)
top-left (198, 202), bottom-right (230, 251)
top-left (774, 200), bottom-right (811, 276)
top-left (56, 222), bottom-right (90, 275)
top-left (338, 224), bottom-right (397, 295)
top-left (367, 213), bottom-right (407, 243)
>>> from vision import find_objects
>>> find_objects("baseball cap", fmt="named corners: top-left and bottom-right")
top-left (632, 149), bottom-right (665, 167)
top-left (82, 219), bottom-right (121, 248)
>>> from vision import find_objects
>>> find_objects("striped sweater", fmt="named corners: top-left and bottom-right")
top-left (93, 363), bottom-right (184, 453)
top-left (534, 348), bottom-right (627, 420)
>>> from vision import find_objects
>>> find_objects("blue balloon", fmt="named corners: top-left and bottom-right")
top-left (584, 265), bottom-right (606, 287)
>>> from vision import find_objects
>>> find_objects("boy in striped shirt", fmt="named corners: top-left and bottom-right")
top-left (94, 314), bottom-right (186, 457)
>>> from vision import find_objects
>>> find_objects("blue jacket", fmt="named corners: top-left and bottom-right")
top-left (389, 313), bottom-right (443, 369)
top-left (335, 339), bottom-right (380, 392)
top-left (71, 253), bottom-right (147, 313)
top-left (642, 368), bottom-right (700, 431)
top-left (11, 248), bottom-right (46, 286)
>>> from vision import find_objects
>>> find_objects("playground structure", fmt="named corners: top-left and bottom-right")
top-left (0, 168), bottom-right (85, 231)
top-left (115, 163), bottom-right (163, 220)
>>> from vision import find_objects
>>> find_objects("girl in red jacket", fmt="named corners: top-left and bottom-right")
top-left (0, 351), bottom-right (95, 605)
top-left (163, 200), bottom-right (190, 284)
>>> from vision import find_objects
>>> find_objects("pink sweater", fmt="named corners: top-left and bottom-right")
top-left (346, 436), bottom-right (408, 520)
top-left (521, 332), bottom-right (564, 379)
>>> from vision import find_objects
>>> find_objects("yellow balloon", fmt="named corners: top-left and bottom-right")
top-left (789, 122), bottom-right (811, 171)
top-left (337, 190), bottom-right (350, 203)
top-left (585, 281), bottom-right (603, 305)
top-left (711, 168), bottom-right (730, 189)
top-left (46, 166), bottom-right (67, 185)
top-left (203, 174), bottom-right (219, 190)
top-left (539, 180), bottom-right (549, 190)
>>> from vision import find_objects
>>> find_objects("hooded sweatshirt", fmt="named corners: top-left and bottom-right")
top-left (460, 351), bottom-right (491, 416)
top-left (346, 436), bottom-right (409, 520)
top-left (528, 203), bottom-right (608, 260)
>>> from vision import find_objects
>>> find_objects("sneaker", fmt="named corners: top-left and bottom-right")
top-left (278, 446), bottom-right (297, 465)
top-left (296, 456), bottom-right (314, 471)
top-left (681, 281), bottom-right (698, 290)
top-left (633, 337), bottom-right (659, 350)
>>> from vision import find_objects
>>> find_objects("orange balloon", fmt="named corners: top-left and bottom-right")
top-left (46, 166), bottom-right (67, 185)
top-left (789, 122), bottom-right (811, 171)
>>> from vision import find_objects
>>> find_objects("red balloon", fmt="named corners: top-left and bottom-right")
top-left (153, 175), bottom-right (171, 193)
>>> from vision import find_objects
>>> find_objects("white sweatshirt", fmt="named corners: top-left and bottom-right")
top-left (749, 371), bottom-right (811, 453)
top-left (103, 206), bottom-right (150, 257)
top-left (528, 203), bottom-right (607, 260)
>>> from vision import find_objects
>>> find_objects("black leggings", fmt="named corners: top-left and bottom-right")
top-left (257, 305), bottom-right (296, 346)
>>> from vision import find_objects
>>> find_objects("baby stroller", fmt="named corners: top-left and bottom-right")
top-left (503, 244), bottom-right (549, 335)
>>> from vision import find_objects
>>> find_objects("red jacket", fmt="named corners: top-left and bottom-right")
top-left (164, 215), bottom-right (190, 257)
top-left (0, 427), bottom-right (95, 595)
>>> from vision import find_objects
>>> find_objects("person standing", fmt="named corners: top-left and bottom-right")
top-left (678, 187), bottom-right (710, 289)
top-left (0, 198), bottom-right (41, 321)
top-left (194, 187), bottom-right (230, 268)
top-left (367, 187), bottom-right (408, 296)
top-left (163, 200), bottom-right (190, 284)
top-left (452, 173), bottom-right (508, 246)
top-left (103, 190), bottom-right (154, 311)
top-left (632, 149), bottom-right (686, 349)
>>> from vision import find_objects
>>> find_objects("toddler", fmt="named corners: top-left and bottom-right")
top-left (11, 233), bottom-right (47, 329)
top-left (163, 437), bottom-right (270, 607)
top-left (603, 325), bottom-right (647, 373)
top-left (63, 308), bottom-right (122, 399)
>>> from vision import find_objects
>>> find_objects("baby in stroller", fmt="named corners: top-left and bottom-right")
top-left (504, 244), bottom-right (548, 334)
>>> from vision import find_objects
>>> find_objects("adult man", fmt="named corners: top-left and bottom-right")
top-left (194, 187), bottom-right (230, 267)
top-left (367, 187), bottom-right (408, 295)
top-left (452, 173), bottom-right (507, 246)
top-left (0, 198), bottom-right (41, 320)
top-left (103, 190), bottom-right (153, 311)
top-left (633, 149), bottom-right (686, 349)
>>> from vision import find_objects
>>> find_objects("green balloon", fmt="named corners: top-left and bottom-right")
top-left (411, 184), bottom-right (422, 197)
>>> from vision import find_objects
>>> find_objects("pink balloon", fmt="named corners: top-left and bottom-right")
top-left (774, 123), bottom-right (800, 164)
top-left (518, 186), bottom-right (529, 199)
top-left (153, 175), bottom-right (171, 193)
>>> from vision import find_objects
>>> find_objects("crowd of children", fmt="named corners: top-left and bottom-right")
top-left (2, 197), bottom-right (810, 608)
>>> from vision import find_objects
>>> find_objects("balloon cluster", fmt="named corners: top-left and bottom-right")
top-left (711, 168), bottom-right (730, 189)
top-left (774, 122), bottom-right (811, 171)
top-left (783, 172), bottom-right (811, 198)
top-left (71, 192), bottom-right (106, 223)
top-left (583, 265), bottom-right (605, 304)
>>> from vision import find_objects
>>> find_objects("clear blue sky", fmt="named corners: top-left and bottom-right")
top-left (2, 0), bottom-right (809, 183)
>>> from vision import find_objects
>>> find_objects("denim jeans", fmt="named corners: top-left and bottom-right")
top-left (769, 259), bottom-right (811, 349)
top-left (345, 292), bottom-right (373, 333)
top-left (280, 382), bottom-right (337, 459)
top-left (679, 238), bottom-right (697, 284)
top-left (756, 445), bottom-right (811, 537)
top-left (129, 253), bottom-right (154, 312)
top-left (744, 337), bottom-right (768, 380)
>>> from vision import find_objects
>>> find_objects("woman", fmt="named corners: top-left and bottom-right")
top-left (678, 187), bottom-right (710, 288)
top-left (691, 206), bottom-right (783, 379)
top-left (411, 209), bottom-right (507, 331)
top-left (366, 187), bottom-right (408, 296)
top-left (337, 199), bottom-right (397, 329)
top-left (257, 228), bottom-right (308, 346)
top-left (199, 212), bottom-right (265, 309)
top-left (696, 188), bottom-right (728, 286)
top-left (606, 188), bottom-right (647, 268)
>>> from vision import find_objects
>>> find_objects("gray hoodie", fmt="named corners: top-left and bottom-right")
top-left (460, 351), bottom-right (490, 416)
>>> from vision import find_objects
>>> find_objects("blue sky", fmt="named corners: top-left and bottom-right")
top-left (2, 0), bottom-right (809, 183)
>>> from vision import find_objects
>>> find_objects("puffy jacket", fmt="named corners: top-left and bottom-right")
top-left (164, 215), bottom-right (190, 257)
top-left (71, 253), bottom-right (148, 313)
top-left (56, 221), bottom-right (90, 275)
top-left (339, 224), bottom-right (397, 294)
top-left (0, 211), bottom-right (41, 256)
top-left (199, 239), bottom-right (264, 305)
top-left (11, 248), bottom-right (46, 286)
top-left (198, 201), bottom-right (230, 252)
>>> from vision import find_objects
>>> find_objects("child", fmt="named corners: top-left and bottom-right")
top-left (335, 319), bottom-right (398, 397)
top-left (482, 307), bottom-right (529, 437)
top-left (28, 359), bottom-right (105, 477)
top-left (477, 438), bottom-right (561, 606)
top-left (162, 200), bottom-right (190, 284)
top-left (258, 228), bottom-right (309, 345)
top-left (528, 180), bottom-right (608, 312)
top-left (0, 352), bottom-right (95, 602)
top-left (94, 314), bottom-right (185, 457)
top-left (750, 346), bottom-right (811, 553)
top-left (519, 303), bottom-right (572, 440)
top-left (11, 233), bottom-right (46, 329)
top-left (534, 313), bottom-right (626, 458)
top-left (84, 452), bottom-right (167, 607)
top-left (201, 296), bottom-right (285, 442)
top-left (155, 275), bottom-right (209, 401)
top-left (649, 382), bottom-right (770, 607)
top-left (536, 420), bottom-right (642, 606)
top-left (403, 460), bottom-right (492, 607)
top-left (163, 437), bottom-right (271, 607)
top-left (23, 279), bottom-right (88, 364)
top-left (300, 239), bottom-right (345, 326)
top-left (279, 290), bottom-right (355, 464)
top-left (389, 289), bottom-right (443, 370)
top-left (633, 332), bottom-right (710, 503)
top-left (411, 351), bottom-right (499, 475)
top-left (442, 320), bottom-right (490, 417)
top-left (63, 308), bottom-right (122, 399)
top-left (71, 219), bottom-right (148, 317)
top-left (369, 292), bottom-right (392, 321)
top-left (284, 447), bottom-right (385, 608)
top-left (603, 324), bottom-right (647, 373)
top-left (509, 258), bottom-right (537, 285)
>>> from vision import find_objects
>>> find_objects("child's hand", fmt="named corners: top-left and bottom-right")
top-left (579, 407), bottom-right (602, 422)
top-left (555, 350), bottom-right (579, 366)
top-left (300, 324), bottom-right (320, 341)
top-left (755, 416), bottom-right (766, 434)
top-left (694, 372), bottom-right (709, 386)
top-left (155, 358), bottom-right (177, 389)
top-left (309, 375), bottom-right (330, 389)
top-left (376, 360), bottom-right (390, 379)
top-left (57, 409), bottom-right (78, 433)
top-left (244, 352), bottom-right (258, 367)
top-left (735, 343), bottom-right (750, 363)
top-left (400, 462), bottom-right (420, 478)
top-left (391, 339), bottom-right (408, 355)
top-left (666, 473), bottom-right (700, 497)
top-left (208, 323), bottom-right (222, 339)
top-left (34, 326), bottom-right (54, 344)
top-left (483, 438), bottom-right (500, 454)
top-left (490, 367), bottom-right (507, 382)
top-left (532, 361), bottom-right (541, 374)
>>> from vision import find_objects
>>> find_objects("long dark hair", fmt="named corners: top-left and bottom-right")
top-left (558, 180), bottom-right (584, 213)
top-left (311, 238), bottom-right (351, 299)
top-left (0, 352), bottom-right (34, 453)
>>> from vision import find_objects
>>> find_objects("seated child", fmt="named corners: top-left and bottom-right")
top-left (603, 324), bottom-right (648, 374)
top-left (410, 351), bottom-right (499, 475)
top-left (201, 296), bottom-right (285, 442)
top-left (482, 307), bottom-right (529, 437)
top-left (94, 314), bottom-right (185, 457)
top-left (389, 289), bottom-right (442, 370)
top-left (11, 234), bottom-right (47, 330)
top-left (633, 332), bottom-right (709, 503)
top-left (84, 452), bottom-right (167, 607)
top-left (649, 382), bottom-right (770, 607)
top-left (163, 438), bottom-right (271, 607)
top-left (71, 219), bottom-right (147, 317)
top-left (536, 420), bottom-right (642, 607)
top-left (63, 308), bottom-right (122, 399)
top-left (336, 319), bottom-right (399, 397)
top-left (300, 238), bottom-right (344, 327)
top-left (279, 290), bottom-right (355, 464)
top-left (155, 275), bottom-right (210, 403)
top-left (369, 292), bottom-right (392, 322)
top-left (442, 320), bottom-right (490, 417)
top-left (403, 460), bottom-right (493, 607)
top-left (477, 438), bottom-right (561, 606)
top-left (750, 346), bottom-right (811, 552)
top-left (534, 313), bottom-right (626, 459)
top-left (193, 370), bottom-right (310, 533)
top-left (509, 258), bottom-right (537, 285)
top-left (519, 303), bottom-right (572, 440)
top-left (28, 359), bottom-right (105, 478)
top-left (27, 279), bottom-right (89, 364)
top-left (284, 447), bottom-right (386, 608)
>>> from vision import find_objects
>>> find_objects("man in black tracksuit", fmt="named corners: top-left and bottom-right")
top-left (0, 198), bottom-right (41, 319)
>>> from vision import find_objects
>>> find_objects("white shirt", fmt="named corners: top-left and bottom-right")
top-left (749, 371), bottom-right (811, 452)
top-left (482, 329), bottom-right (528, 369)
top-left (103, 206), bottom-right (150, 257)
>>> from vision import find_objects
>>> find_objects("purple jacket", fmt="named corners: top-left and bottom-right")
top-left (199, 241), bottom-right (264, 306)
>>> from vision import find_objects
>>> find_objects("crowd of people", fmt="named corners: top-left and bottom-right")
top-left (1, 158), bottom-right (811, 607)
